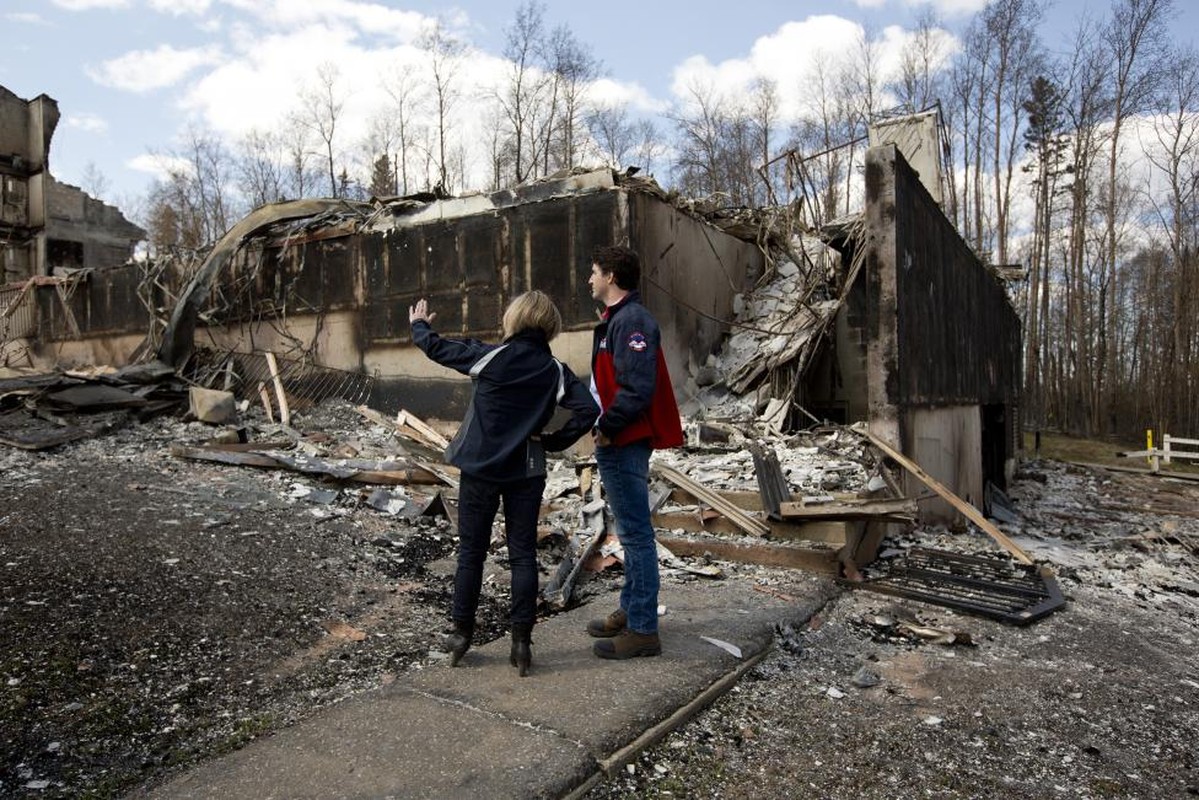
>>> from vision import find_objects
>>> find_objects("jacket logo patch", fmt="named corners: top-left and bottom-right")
top-left (627, 332), bottom-right (648, 352)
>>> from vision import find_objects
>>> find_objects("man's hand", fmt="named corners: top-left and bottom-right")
top-left (409, 298), bottom-right (437, 325)
top-left (594, 430), bottom-right (612, 447)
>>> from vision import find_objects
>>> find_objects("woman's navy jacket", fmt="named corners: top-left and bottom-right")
top-left (412, 321), bottom-right (599, 482)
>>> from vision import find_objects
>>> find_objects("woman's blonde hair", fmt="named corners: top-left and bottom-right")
top-left (502, 290), bottom-right (562, 341)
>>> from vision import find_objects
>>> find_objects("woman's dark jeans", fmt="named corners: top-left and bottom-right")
top-left (451, 472), bottom-right (547, 627)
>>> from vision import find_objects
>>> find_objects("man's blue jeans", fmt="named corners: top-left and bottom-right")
top-left (595, 439), bottom-right (658, 635)
top-left (453, 473), bottom-right (545, 627)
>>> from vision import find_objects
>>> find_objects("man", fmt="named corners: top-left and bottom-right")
top-left (586, 245), bottom-right (684, 659)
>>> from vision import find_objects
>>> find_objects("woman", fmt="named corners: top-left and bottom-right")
top-left (409, 291), bottom-right (599, 676)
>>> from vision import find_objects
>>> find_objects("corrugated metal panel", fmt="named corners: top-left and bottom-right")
top-left (0, 282), bottom-right (38, 341)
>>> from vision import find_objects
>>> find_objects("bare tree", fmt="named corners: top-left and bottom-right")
top-left (1142, 45), bottom-right (1199, 434)
top-left (481, 100), bottom-right (514, 190)
top-left (1097, 0), bottom-right (1175, 425)
top-left (380, 62), bottom-right (425, 195)
top-left (669, 77), bottom-right (731, 200)
top-left (79, 162), bottom-right (110, 201)
top-left (541, 22), bottom-right (600, 173)
top-left (1021, 73), bottom-right (1070, 430)
top-left (141, 127), bottom-right (235, 253)
top-left (236, 130), bottom-right (287, 207)
top-left (632, 118), bottom-right (666, 176)
top-left (293, 62), bottom-right (347, 197)
top-left (1058, 17), bottom-right (1112, 433)
top-left (892, 8), bottom-right (946, 113)
top-left (587, 102), bottom-right (636, 168)
top-left (419, 20), bottom-right (466, 192)
top-left (790, 52), bottom-right (857, 223)
top-left (750, 77), bottom-right (780, 202)
top-left (498, 1), bottom-right (549, 183)
top-left (280, 122), bottom-right (317, 200)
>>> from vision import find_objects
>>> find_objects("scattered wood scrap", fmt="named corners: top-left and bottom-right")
top-left (852, 423), bottom-right (1034, 565)
top-left (355, 405), bottom-right (450, 456)
top-left (776, 497), bottom-right (918, 522)
top-left (542, 468), bottom-right (606, 610)
top-left (656, 532), bottom-right (842, 574)
top-left (170, 443), bottom-right (446, 485)
top-left (654, 465), bottom-right (771, 537)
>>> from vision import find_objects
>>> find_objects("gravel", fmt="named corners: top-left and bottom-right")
top-left (3, 403), bottom-right (1198, 799)
top-left (584, 461), bottom-right (1199, 799)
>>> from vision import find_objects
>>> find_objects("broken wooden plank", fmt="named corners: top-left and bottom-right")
top-left (668, 487), bottom-right (762, 510)
top-left (356, 404), bottom-right (447, 458)
top-left (412, 459), bottom-right (460, 489)
top-left (169, 445), bottom-right (442, 485)
top-left (651, 511), bottom-right (852, 545)
top-left (258, 382), bottom-right (275, 422)
top-left (656, 533), bottom-right (840, 574)
top-left (853, 424), bottom-right (1034, 565)
top-left (776, 497), bottom-right (918, 521)
top-left (264, 352), bottom-right (290, 427)
top-left (747, 440), bottom-right (792, 519)
top-left (396, 408), bottom-right (451, 449)
top-left (654, 465), bottom-right (770, 537)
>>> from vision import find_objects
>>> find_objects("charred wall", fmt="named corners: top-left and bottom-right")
top-left (890, 165), bottom-right (1020, 409)
top-left (24, 180), bottom-right (763, 419)
top-left (863, 144), bottom-right (1022, 515)
top-left (45, 177), bottom-right (145, 272)
top-left (631, 193), bottom-right (763, 390)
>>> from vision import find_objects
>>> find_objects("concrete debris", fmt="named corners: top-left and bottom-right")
top-left (188, 386), bottom-right (235, 424)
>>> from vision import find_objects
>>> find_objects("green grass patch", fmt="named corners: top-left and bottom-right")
top-left (1022, 430), bottom-right (1199, 473)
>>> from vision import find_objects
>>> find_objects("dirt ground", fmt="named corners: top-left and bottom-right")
top-left (3, 405), bottom-right (1198, 799)
top-left (585, 463), bottom-right (1199, 799)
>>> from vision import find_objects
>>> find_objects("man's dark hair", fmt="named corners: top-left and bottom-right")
top-left (592, 245), bottom-right (641, 291)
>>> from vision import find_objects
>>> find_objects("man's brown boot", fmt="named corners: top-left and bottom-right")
top-left (592, 630), bottom-right (661, 659)
top-left (586, 608), bottom-right (627, 638)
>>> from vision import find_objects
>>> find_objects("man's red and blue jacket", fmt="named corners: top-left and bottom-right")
top-left (590, 291), bottom-right (684, 449)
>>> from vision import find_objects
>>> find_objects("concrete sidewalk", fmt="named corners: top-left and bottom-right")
top-left (142, 577), bottom-right (837, 799)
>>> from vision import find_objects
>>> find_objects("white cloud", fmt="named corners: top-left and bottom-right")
top-left (847, 0), bottom-right (988, 15)
top-left (670, 16), bottom-right (864, 120)
top-left (668, 15), bottom-right (958, 123)
top-left (51, 0), bottom-right (130, 9)
top-left (218, 0), bottom-right (428, 42)
top-left (902, 0), bottom-right (989, 16)
top-left (174, 13), bottom-right (516, 190)
top-left (87, 44), bottom-right (224, 92)
top-left (65, 113), bottom-right (109, 133)
top-left (147, 0), bottom-right (213, 15)
top-left (5, 12), bottom-right (49, 24)
top-left (127, 152), bottom-right (192, 181)
top-left (588, 78), bottom-right (664, 115)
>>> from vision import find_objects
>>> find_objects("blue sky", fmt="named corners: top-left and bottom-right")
top-left (1, 0), bottom-right (1194, 212)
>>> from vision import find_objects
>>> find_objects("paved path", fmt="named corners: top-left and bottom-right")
top-left (141, 578), bottom-right (836, 799)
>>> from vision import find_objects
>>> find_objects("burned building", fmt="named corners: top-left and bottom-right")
top-left (0, 85), bottom-right (144, 283)
top-left (4, 146), bottom-right (1020, 524)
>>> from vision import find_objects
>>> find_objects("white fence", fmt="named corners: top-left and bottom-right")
top-left (1118, 434), bottom-right (1199, 473)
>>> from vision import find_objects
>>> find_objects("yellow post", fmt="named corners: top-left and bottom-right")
top-left (1147, 429), bottom-right (1159, 472)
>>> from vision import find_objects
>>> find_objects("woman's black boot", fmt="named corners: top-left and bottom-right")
top-left (509, 623), bottom-right (533, 677)
top-left (445, 619), bottom-right (474, 667)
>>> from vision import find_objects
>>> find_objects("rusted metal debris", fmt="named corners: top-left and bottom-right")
top-left (855, 547), bottom-right (1064, 625)
top-left (0, 367), bottom-right (187, 450)
top-left (185, 349), bottom-right (376, 410)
